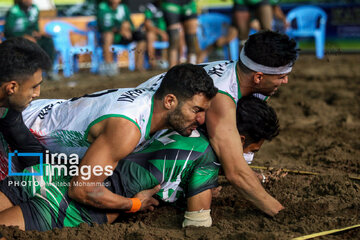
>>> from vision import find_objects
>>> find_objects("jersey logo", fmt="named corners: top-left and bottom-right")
top-left (157, 131), bottom-right (180, 145)
top-left (117, 89), bottom-right (146, 103)
top-left (38, 101), bottom-right (63, 119)
top-left (207, 61), bottom-right (232, 77)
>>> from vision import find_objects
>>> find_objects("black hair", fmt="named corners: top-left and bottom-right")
top-left (154, 63), bottom-right (218, 101)
top-left (240, 30), bottom-right (299, 71)
top-left (236, 95), bottom-right (279, 147)
top-left (0, 37), bottom-right (52, 83)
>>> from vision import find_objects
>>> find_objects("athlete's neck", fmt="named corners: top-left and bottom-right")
top-left (149, 99), bottom-right (169, 135)
top-left (0, 88), bottom-right (9, 108)
top-left (237, 63), bottom-right (254, 97)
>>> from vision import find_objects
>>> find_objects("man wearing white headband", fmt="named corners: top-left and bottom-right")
top-left (137, 30), bottom-right (298, 216)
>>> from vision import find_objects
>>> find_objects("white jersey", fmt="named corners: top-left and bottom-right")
top-left (137, 60), bottom-right (268, 104)
top-left (22, 88), bottom-right (156, 159)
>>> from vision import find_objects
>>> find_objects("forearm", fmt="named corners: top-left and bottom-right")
top-left (68, 183), bottom-right (132, 210)
top-left (273, 6), bottom-right (287, 23)
top-left (212, 134), bottom-right (283, 216)
top-left (226, 167), bottom-right (284, 216)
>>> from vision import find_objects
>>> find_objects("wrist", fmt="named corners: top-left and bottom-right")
top-left (125, 198), bottom-right (142, 213)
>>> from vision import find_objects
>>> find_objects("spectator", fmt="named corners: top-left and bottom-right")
top-left (142, 0), bottom-right (169, 69)
top-left (161, 0), bottom-right (199, 67)
top-left (97, 0), bottom-right (147, 76)
top-left (271, 1), bottom-right (289, 33)
top-left (232, 0), bottom-right (272, 47)
top-left (4, 0), bottom-right (58, 80)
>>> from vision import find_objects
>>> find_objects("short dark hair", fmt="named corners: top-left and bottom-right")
top-left (154, 63), bottom-right (218, 101)
top-left (0, 37), bottom-right (52, 83)
top-left (236, 96), bottom-right (279, 147)
top-left (240, 30), bottom-right (298, 72)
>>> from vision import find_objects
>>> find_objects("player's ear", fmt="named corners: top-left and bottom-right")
top-left (240, 135), bottom-right (246, 147)
top-left (253, 72), bottom-right (264, 85)
top-left (4, 81), bottom-right (19, 96)
top-left (163, 94), bottom-right (177, 110)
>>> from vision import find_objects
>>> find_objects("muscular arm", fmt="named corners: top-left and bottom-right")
top-left (144, 19), bottom-right (168, 41)
top-left (68, 117), bottom-right (139, 210)
top-left (206, 93), bottom-right (284, 216)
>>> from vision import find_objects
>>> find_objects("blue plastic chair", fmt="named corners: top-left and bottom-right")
top-left (87, 20), bottom-right (136, 72)
top-left (0, 25), bottom-right (5, 42)
top-left (45, 20), bottom-right (97, 77)
top-left (197, 13), bottom-right (239, 62)
top-left (286, 5), bottom-right (327, 59)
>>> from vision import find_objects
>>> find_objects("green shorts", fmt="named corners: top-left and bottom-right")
top-left (161, 1), bottom-right (197, 25)
top-left (0, 164), bottom-right (106, 231)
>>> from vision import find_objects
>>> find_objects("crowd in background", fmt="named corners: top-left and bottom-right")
top-left (0, 0), bottom-right (289, 78)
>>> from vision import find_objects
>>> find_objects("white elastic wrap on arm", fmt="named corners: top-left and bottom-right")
top-left (182, 209), bottom-right (212, 227)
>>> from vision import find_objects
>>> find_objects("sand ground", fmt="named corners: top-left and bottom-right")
top-left (0, 53), bottom-right (359, 239)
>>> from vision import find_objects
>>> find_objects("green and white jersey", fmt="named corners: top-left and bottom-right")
top-left (137, 60), bottom-right (268, 105)
top-left (144, 3), bottom-right (167, 31)
top-left (22, 88), bottom-right (156, 159)
top-left (108, 130), bottom-right (220, 202)
top-left (97, 2), bottom-right (134, 33)
top-left (4, 4), bottom-right (39, 38)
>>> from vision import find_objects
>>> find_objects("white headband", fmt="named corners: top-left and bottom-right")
top-left (240, 48), bottom-right (293, 74)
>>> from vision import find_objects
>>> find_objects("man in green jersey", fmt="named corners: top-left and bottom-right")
top-left (0, 95), bottom-right (279, 230)
top-left (4, 0), bottom-right (56, 80)
top-left (97, 0), bottom-right (147, 75)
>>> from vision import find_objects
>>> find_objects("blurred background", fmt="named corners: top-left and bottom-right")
top-left (0, 0), bottom-right (359, 77)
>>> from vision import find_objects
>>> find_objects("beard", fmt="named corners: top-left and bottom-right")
top-left (254, 86), bottom-right (277, 97)
top-left (7, 98), bottom-right (28, 112)
top-left (166, 106), bottom-right (198, 137)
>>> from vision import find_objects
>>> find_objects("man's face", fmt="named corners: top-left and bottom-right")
top-left (243, 139), bottom-right (264, 153)
top-left (8, 69), bottom-right (42, 111)
top-left (21, 0), bottom-right (33, 7)
top-left (167, 93), bottom-right (210, 137)
top-left (109, 0), bottom-right (121, 6)
top-left (255, 73), bottom-right (289, 96)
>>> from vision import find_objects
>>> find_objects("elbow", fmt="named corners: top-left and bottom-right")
top-left (225, 171), bottom-right (240, 186)
top-left (224, 170), bottom-right (254, 192)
